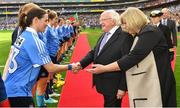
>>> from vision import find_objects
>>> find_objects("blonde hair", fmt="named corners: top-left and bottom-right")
top-left (120, 7), bottom-right (149, 34)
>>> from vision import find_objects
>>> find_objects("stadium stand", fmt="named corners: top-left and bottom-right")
top-left (0, 0), bottom-right (179, 30)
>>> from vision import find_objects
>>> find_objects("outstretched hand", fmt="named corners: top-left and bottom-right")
top-left (85, 64), bottom-right (106, 74)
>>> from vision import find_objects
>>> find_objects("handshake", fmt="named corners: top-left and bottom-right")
top-left (68, 62), bottom-right (106, 74)
top-left (68, 62), bottom-right (83, 73)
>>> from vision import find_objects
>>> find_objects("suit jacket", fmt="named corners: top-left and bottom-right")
top-left (158, 23), bottom-right (173, 49)
top-left (161, 19), bottom-right (177, 46)
top-left (80, 27), bottom-right (133, 96)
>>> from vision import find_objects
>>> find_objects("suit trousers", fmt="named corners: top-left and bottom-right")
top-left (103, 94), bottom-right (122, 107)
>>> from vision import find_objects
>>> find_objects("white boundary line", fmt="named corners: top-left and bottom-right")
top-left (0, 65), bottom-right (4, 68)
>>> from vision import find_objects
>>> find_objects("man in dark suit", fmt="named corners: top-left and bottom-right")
top-left (161, 8), bottom-right (177, 47)
top-left (73, 10), bottom-right (133, 107)
top-left (150, 10), bottom-right (174, 61)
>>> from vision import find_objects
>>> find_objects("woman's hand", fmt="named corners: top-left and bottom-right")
top-left (85, 64), bottom-right (106, 74)
top-left (86, 62), bottom-right (120, 74)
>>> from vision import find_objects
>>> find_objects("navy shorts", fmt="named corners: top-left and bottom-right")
top-left (37, 56), bottom-right (58, 80)
top-left (0, 75), bottom-right (7, 102)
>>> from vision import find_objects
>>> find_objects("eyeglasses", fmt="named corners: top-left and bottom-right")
top-left (99, 18), bottom-right (112, 22)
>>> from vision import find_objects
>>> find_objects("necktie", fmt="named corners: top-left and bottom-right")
top-left (165, 19), bottom-right (167, 25)
top-left (98, 32), bottom-right (110, 54)
top-left (162, 19), bottom-right (167, 25)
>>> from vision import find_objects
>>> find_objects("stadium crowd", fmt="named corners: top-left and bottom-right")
top-left (0, 0), bottom-right (179, 30)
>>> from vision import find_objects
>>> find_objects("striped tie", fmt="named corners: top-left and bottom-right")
top-left (162, 19), bottom-right (167, 25)
top-left (98, 32), bottom-right (110, 54)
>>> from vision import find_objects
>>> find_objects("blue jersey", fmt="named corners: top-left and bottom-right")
top-left (38, 32), bottom-right (47, 44)
top-left (45, 25), bottom-right (60, 57)
top-left (64, 25), bottom-right (71, 38)
top-left (60, 25), bottom-right (67, 39)
top-left (56, 26), bottom-right (64, 42)
top-left (5, 27), bottom-right (51, 97)
top-left (69, 25), bottom-right (74, 36)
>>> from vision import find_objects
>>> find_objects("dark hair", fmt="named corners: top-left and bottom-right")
top-left (47, 9), bottom-right (57, 20)
top-left (19, 7), bottom-right (46, 31)
top-left (58, 18), bottom-right (64, 23)
top-left (18, 3), bottom-right (39, 17)
top-left (18, 3), bottom-right (39, 26)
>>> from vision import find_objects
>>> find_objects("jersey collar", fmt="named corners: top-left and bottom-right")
top-left (26, 27), bottom-right (38, 36)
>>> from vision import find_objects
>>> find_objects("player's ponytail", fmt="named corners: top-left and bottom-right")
top-left (19, 12), bottom-right (28, 31)
top-left (47, 9), bottom-right (57, 20)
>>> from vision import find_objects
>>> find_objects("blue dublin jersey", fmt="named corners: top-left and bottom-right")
top-left (69, 25), bottom-right (74, 36)
top-left (5, 27), bottom-right (51, 97)
top-left (59, 25), bottom-right (67, 39)
top-left (45, 25), bottom-right (59, 57)
top-left (57, 26), bottom-right (64, 41)
top-left (38, 32), bottom-right (47, 44)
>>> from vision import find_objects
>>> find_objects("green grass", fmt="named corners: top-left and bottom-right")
top-left (174, 32), bottom-right (180, 105)
top-left (83, 27), bottom-right (102, 48)
top-left (0, 29), bottom-right (180, 107)
top-left (0, 30), bottom-right (12, 74)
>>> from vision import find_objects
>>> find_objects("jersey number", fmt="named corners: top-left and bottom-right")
top-left (8, 48), bottom-right (20, 73)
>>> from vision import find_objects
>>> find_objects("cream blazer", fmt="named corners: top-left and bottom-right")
top-left (126, 37), bottom-right (162, 107)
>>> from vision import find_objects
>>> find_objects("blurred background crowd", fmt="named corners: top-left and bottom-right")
top-left (0, 0), bottom-right (179, 31)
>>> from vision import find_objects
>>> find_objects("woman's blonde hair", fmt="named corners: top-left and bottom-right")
top-left (120, 7), bottom-right (149, 34)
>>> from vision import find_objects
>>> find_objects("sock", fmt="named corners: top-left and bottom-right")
top-left (49, 79), bottom-right (54, 94)
top-left (36, 94), bottom-right (45, 107)
top-left (45, 83), bottom-right (49, 100)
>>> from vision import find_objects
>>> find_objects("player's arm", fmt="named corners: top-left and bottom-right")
top-left (43, 62), bottom-right (77, 73)
top-left (2, 47), bottom-right (13, 81)
top-left (43, 62), bottom-right (67, 73)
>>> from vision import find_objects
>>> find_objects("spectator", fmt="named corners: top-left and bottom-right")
top-left (161, 8), bottom-right (178, 47)
top-left (150, 10), bottom-right (174, 61)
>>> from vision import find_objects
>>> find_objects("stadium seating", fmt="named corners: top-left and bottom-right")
top-left (0, 0), bottom-right (179, 30)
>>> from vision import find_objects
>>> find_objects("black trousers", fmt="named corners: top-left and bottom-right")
top-left (103, 94), bottom-right (122, 107)
top-left (8, 97), bottom-right (34, 107)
